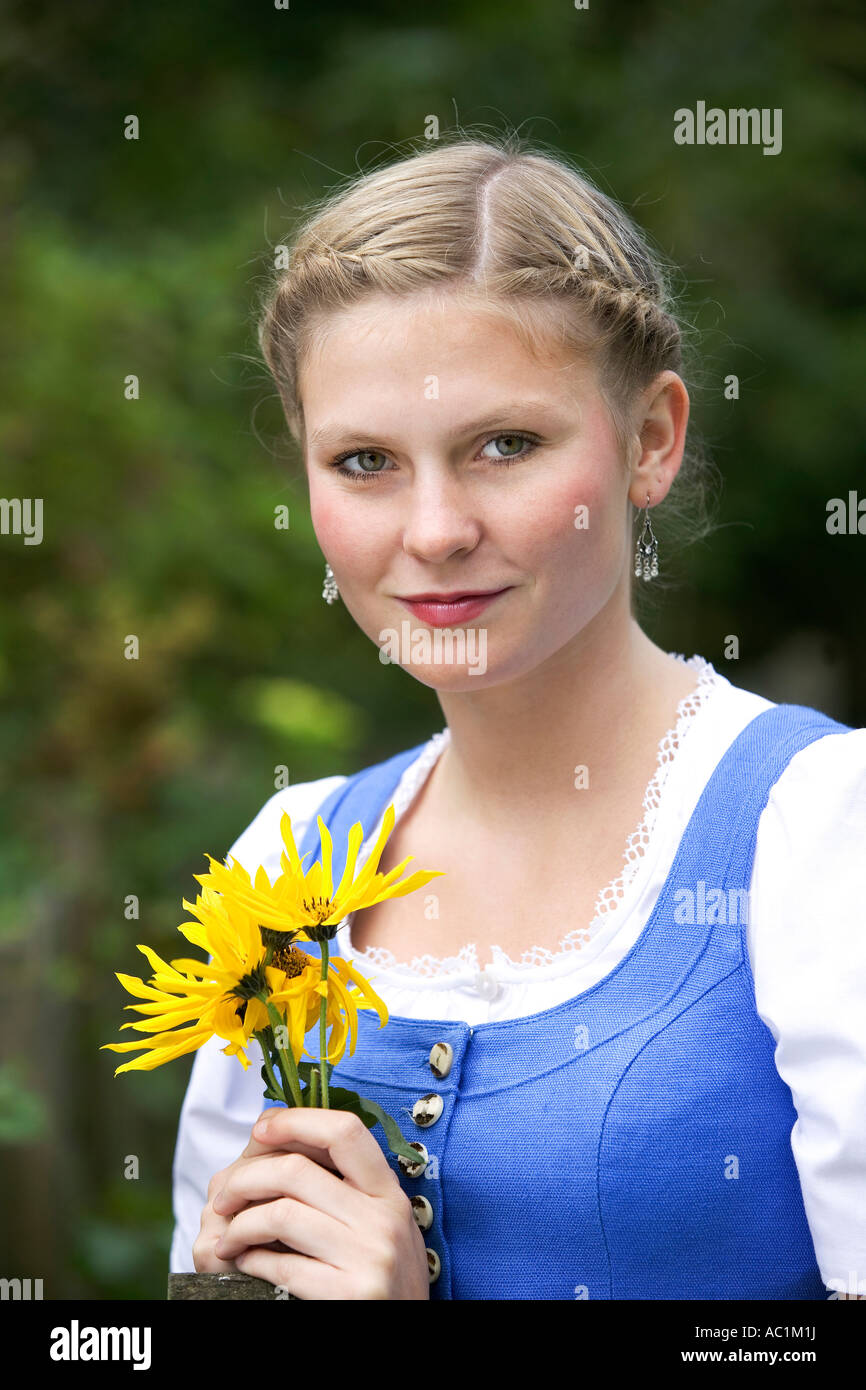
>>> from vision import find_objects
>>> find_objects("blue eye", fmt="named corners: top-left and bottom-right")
top-left (326, 433), bottom-right (539, 483)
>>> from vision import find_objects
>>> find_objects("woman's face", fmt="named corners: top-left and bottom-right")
top-left (299, 289), bottom-right (667, 692)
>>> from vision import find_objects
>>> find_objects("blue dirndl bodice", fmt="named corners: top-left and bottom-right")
top-left (266, 703), bottom-right (851, 1299)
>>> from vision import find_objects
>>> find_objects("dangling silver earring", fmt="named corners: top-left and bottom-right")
top-left (634, 494), bottom-right (659, 581)
top-left (322, 562), bottom-right (340, 604)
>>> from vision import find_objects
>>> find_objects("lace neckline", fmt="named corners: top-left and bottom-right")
top-left (338, 653), bottom-right (720, 980)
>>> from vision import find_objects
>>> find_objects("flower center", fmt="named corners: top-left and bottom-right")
top-left (299, 896), bottom-right (337, 942)
top-left (270, 945), bottom-right (309, 977)
top-left (304, 896), bottom-right (332, 923)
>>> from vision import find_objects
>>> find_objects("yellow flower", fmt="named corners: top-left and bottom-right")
top-left (100, 885), bottom-right (287, 1074)
top-left (265, 944), bottom-right (390, 1065)
top-left (198, 800), bottom-right (447, 950)
top-left (196, 802), bottom-right (445, 944)
top-left (102, 802), bottom-right (444, 1083)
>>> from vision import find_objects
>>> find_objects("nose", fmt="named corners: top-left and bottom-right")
top-left (400, 466), bottom-right (482, 564)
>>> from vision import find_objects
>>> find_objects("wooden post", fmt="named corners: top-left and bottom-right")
top-left (167, 1273), bottom-right (297, 1300)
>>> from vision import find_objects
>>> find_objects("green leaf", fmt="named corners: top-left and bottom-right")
top-left (325, 1086), bottom-right (378, 1128)
top-left (259, 1062), bottom-right (285, 1104)
top-left (354, 1095), bottom-right (425, 1166)
top-left (297, 1059), bottom-right (333, 1087)
top-left (290, 1080), bottom-right (426, 1168)
top-left (314, 1086), bottom-right (425, 1166)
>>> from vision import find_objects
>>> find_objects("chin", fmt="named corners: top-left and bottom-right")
top-left (401, 666), bottom-right (495, 692)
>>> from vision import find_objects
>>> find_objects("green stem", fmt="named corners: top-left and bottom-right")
top-left (263, 999), bottom-right (304, 1108)
top-left (255, 1030), bottom-right (286, 1105)
top-left (309, 1067), bottom-right (319, 1108)
top-left (319, 941), bottom-right (330, 1109)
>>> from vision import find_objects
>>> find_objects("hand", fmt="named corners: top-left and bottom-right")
top-left (200, 1107), bottom-right (431, 1300)
top-left (193, 1116), bottom-right (289, 1276)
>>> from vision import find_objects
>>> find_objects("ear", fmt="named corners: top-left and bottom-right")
top-left (627, 371), bottom-right (689, 508)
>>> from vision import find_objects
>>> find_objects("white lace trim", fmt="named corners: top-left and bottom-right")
top-left (340, 653), bottom-right (719, 979)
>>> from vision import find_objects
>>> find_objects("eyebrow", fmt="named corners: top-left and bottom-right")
top-left (308, 399), bottom-right (569, 452)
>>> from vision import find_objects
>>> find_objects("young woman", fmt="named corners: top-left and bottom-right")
top-left (169, 135), bottom-right (866, 1300)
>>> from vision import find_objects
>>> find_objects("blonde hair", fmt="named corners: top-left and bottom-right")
top-left (256, 129), bottom-right (719, 599)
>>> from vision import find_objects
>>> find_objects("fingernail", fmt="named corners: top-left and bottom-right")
top-left (254, 1119), bottom-right (271, 1137)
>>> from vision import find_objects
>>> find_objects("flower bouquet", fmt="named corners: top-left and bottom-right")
top-left (101, 802), bottom-right (444, 1299)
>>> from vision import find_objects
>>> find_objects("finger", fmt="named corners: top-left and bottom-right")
top-left (215, 1194), bottom-right (355, 1268)
top-left (239, 1137), bottom-right (345, 1179)
top-left (239, 1110), bottom-right (344, 1171)
top-left (233, 1246), bottom-right (342, 1301)
top-left (248, 1108), bottom-right (399, 1199)
top-left (193, 1221), bottom-right (240, 1275)
top-left (213, 1151), bottom-right (362, 1225)
top-left (241, 1108), bottom-right (286, 1159)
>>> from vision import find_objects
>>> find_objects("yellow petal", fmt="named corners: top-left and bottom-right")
top-left (343, 804), bottom-right (395, 899)
top-left (102, 1024), bottom-right (213, 1072)
top-left (344, 866), bottom-right (445, 915)
top-left (332, 822), bottom-right (365, 903)
top-left (332, 956), bottom-right (389, 1028)
top-left (324, 991), bottom-right (349, 1063)
top-left (244, 997), bottom-right (270, 1034)
top-left (317, 815), bottom-right (334, 899)
top-left (167, 957), bottom-right (237, 982)
top-left (254, 863), bottom-right (274, 892)
top-left (327, 969), bottom-right (359, 1055)
top-left (118, 999), bottom-right (212, 1023)
top-left (114, 973), bottom-right (171, 1002)
top-left (279, 810), bottom-right (312, 878)
top-left (220, 1039), bottom-right (253, 1070)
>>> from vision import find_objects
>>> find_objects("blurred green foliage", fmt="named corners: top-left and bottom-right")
top-left (0, 0), bottom-right (863, 1298)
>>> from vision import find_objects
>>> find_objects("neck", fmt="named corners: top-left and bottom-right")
top-left (432, 611), bottom-right (700, 833)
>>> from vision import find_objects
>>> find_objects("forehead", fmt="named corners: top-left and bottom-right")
top-left (298, 290), bottom-right (596, 430)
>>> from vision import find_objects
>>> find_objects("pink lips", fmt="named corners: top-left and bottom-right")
top-left (397, 588), bottom-right (512, 626)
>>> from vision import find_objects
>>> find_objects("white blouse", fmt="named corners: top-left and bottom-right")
top-left (169, 653), bottom-right (866, 1296)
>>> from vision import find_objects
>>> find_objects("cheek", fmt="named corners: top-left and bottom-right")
top-left (308, 488), bottom-right (386, 572)
top-left (520, 470), bottom-right (618, 565)
top-left (309, 488), bottom-right (354, 556)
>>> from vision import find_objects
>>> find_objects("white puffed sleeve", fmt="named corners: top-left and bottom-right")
top-left (747, 725), bottom-right (866, 1297)
top-left (168, 774), bottom-right (346, 1273)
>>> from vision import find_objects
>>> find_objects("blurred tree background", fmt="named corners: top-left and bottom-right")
top-left (0, 0), bottom-right (863, 1297)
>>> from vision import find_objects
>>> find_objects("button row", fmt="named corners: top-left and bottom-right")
top-left (397, 1041), bottom-right (459, 1286)
top-left (398, 1143), bottom-right (440, 1285)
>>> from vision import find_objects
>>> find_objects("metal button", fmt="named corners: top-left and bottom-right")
top-left (428, 1041), bottom-right (453, 1079)
top-left (426, 1248), bottom-right (441, 1284)
top-left (397, 1141), bottom-right (428, 1178)
top-left (410, 1195), bottom-right (433, 1231)
top-left (412, 1092), bottom-right (444, 1128)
